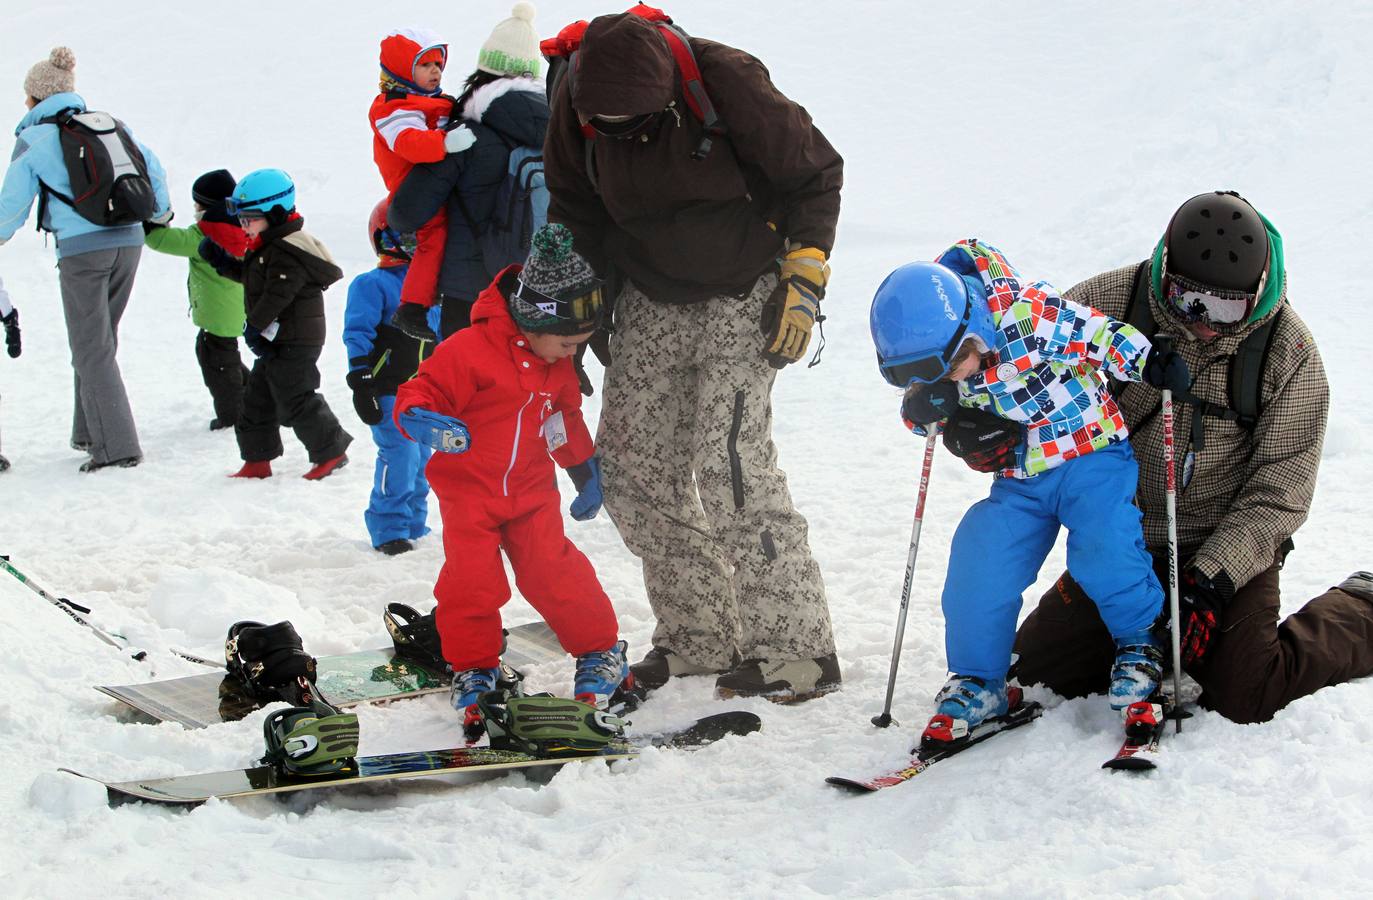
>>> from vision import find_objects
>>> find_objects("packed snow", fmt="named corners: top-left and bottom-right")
top-left (2, 1), bottom-right (1371, 896)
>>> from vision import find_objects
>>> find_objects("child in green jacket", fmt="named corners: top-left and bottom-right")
top-left (144, 169), bottom-right (248, 430)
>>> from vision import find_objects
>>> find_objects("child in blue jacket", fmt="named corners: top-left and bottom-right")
top-left (342, 201), bottom-right (441, 554)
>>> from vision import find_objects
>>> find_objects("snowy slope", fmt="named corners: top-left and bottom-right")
top-left (2, 1), bottom-right (1371, 896)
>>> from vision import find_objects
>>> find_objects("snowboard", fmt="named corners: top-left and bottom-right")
top-left (62, 711), bottom-right (763, 807)
top-left (95, 621), bottom-right (564, 729)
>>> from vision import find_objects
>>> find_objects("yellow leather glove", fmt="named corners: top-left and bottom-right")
top-left (762, 246), bottom-right (830, 368)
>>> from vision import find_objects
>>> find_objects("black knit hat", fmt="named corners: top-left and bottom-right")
top-left (192, 169), bottom-right (238, 215)
top-left (511, 224), bottom-right (604, 335)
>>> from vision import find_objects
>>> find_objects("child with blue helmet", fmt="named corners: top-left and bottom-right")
top-left (871, 239), bottom-right (1192, 750)
top-left (342, 199), bottom-right (441, 554)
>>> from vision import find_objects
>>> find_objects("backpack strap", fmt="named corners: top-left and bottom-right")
top-left (32, 109), bottom-right (82, 231)
top-left (1228, 309), bottom-right (1280, 427)
top-left (654, 22), bottom-right (725, 161)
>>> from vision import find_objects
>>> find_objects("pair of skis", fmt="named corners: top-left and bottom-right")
top-left (827, 697), bottom-right (1168, 793)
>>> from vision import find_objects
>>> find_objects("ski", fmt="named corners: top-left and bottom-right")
top-left (1101, 700), bottom-right (1164, 771)
top-left (827, 700), bottom-right (1043, 792)
top-left (62, 711), bottom-right (762, 807)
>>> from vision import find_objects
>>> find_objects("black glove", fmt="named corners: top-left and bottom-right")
top-left (390, 303), bottom-right (438, 343)
top-left (901, 382), bottom-right (959, 430)
top-left (573, 341), bottom-right (594, 397)
top-left (198, 236), bottom-right (231, 267)
top-left (243, 323), bottom-right (274, 359)
top-left (942, 406), bottom-right (1022, 473)
top-left (1178, 569), bottom-right (1232, 666)
top-left (1143, 345), bottom-right (1191, 393)
top-left (2, 307), bottom-right (19, 359)
top-left (346, 364), bottom-right (383, 426)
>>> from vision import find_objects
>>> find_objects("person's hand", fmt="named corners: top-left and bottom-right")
top-left (901, 382), bottom-right (959, 432)
top-left (2, 307), bottom-right (20, 359)
top-left (444, 125), bottom-right (476, 154)
top-left (243, 323), bottom-right (275, 359)
top-left (1143, 345), bottom-right (1191, 393)
top-left (1179, 569), bottom-right (1231, 666)
top-left (400, 407), bottom-right (471, 453)
top-left (567, 456), bottom-right (603, 520)
top-left (346, 364), bottom-right (383, 426)
top-left (942, 406), bottom-right (1022, 473)
top-left (198, 236), bottom-right (233, 268)
top-left (761, 247), bottom-right (829, 368)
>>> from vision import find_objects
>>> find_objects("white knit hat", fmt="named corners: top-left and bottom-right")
top-left (24, 47), bottom-right (76, 102)
top-left (477, 2), bottom-right (541, 77)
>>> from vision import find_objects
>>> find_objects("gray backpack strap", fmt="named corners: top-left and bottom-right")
top-left (1228, 309), bottom-right (1281, 427)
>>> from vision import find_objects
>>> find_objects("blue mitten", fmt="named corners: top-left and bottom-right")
top-left (400, 407), bottom-right (471, 454)
top-left (567, 456), bottom-right (603, 521)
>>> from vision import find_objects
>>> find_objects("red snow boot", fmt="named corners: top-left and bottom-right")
top-left (230, 460), bottom-right (273, 479)
top-left (302, 454), bottom-right (348, 481)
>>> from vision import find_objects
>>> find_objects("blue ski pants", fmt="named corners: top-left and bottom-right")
top-left (942, 440), bottom-right (1162, 680)
top-left (365, 395), bottom-right (433, 547)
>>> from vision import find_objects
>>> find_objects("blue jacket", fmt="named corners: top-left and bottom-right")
top-left (0, 92), bottom-right (170, 258)
top-left (343, 265), bottom-right (440, 394)
top-left (388, 78), bottom-right (548, 303)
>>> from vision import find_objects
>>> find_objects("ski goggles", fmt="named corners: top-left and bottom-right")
top-left (512, 278), bottom-right (605, 327)
top-left (877, 298), bottom-right (975, 387)
top-left (1163, 275), bottom-right (1257, 325)
top-left (224, 187), bottom-right (293, 218)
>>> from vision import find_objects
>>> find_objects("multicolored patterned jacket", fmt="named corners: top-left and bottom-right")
top-left (945, 240), bottom-right (1152, 478)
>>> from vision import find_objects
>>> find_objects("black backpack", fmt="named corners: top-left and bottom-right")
top-left (36, 108), bottom-right (158, 228)
top-left (1118, 260), bottom-right (1280, 448)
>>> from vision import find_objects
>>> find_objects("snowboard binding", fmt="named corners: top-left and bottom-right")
top-left (476, 689), bottom-right (627, 759)
top-left (260, 698), bottom-right (360, 777)
top-left (225, 620), bottom-right (322, 707)
top-left (383, 603), bottom-right (449, 674)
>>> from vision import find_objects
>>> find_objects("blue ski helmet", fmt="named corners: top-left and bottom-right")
top-left (870, 261), bottom-right (997, 386)
top-left (226, 168), bottom-right (296, 220)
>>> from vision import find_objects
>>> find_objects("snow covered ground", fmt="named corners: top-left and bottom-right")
top-left (3, 1), bottom-right (1372, 896)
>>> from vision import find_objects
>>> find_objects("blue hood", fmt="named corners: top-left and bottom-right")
top-left (16, 92), bottom-right (86, 135)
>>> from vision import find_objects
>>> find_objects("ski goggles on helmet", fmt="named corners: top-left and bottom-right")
top-left (877, 299), bottom-right (977, 387)
top-left (1163, 274), bottom-right (1259, 326)
top-left (225, 187), bottom-right (293, 218)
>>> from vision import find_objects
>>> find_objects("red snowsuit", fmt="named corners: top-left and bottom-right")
top-left (369, 30), bottom-right (454, 308)
top-left (394, 267), bottom-right (618, 670)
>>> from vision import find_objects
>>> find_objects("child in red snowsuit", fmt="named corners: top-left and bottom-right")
top-left (394, 224), bottom-right (629, 734)
top-left (369, 28), bottom-right (474, 329)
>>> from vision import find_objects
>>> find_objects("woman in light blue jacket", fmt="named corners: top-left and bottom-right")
top-left (0, 47), bottom-right (170, 471)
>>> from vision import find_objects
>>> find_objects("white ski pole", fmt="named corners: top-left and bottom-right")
top-left (872, 425), bottom-right (939, 728)
top-left (1157, 336), bottom-right (1184, 734)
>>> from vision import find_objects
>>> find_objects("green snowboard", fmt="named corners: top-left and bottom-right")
top-left (96, 620), bottom-right (563, 729)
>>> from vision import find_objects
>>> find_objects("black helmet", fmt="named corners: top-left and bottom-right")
top-left (1163, 191), bottom-right (1269, 292)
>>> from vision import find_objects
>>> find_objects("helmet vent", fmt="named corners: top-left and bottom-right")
top-left (1228, 251), bottom-right (1239, 263)
top-left (1200, 209), bottom-right (1212, 218)
top-left (1186, 230), bottom-right (1200, 239)
top-left (1241, 235), bottom-right (1255, 244)
top-left (1201, 249), bottom-right (1212, 261)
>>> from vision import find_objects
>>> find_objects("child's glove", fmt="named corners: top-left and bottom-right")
top-left (1178, 568), bottom-right (1232, 666)
top-left (2, 307), bottom-right (20, 359)
top-left (567, 456), bottom-right (603, 520)
top-left (346, 362), bottom-right (382, 426)
top-left (400, 407), bottom-right (470, 454)
top-left (243, 323), bottom-right (275, 359)
top-left (901, 382), bottom-right (959, 433)
top-left (761, 247), bottom-right (829, 368)
top-left (444, 125), bottom-right (476, 154)
top-left (942, 407), bottom-right (1023, 474)
top-left (390, 303), bottom-right (439, 343)
top-left (1143, 345), bottom-right (1191, 393)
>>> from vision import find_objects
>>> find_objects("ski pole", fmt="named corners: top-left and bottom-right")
top-left (1156, 336), bottom-right (1184, 734)
top-left (872, 424), bottom-right (939, 728)
top-left (0, 555), bottom-right (149, 663)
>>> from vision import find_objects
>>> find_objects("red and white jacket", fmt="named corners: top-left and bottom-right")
top-left (369, 28), bottom-right (455, 190)
top-left (393, 266), bottom-right (594, 498)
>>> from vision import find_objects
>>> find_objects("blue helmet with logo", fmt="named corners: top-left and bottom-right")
top-left (226, 168), bottom-right (296, 222)
top-left (870, 261), bottom-right (997, 386)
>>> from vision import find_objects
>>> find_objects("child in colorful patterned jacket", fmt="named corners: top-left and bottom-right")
top-left (393, 224), bottom-right (633, 738)
top-left (871, 239), bottom-right (1192, 745)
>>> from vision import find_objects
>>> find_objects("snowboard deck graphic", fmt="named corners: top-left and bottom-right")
top-left (95, 621), bottom-right (563, 729)
top-left (62, 711), bottom-right (762, 807)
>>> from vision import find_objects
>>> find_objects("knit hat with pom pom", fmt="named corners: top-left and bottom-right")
top-left (478, 2), bottom-right (542, 77)
top-left (511, 224), bottom-right (604, 334)
top-left (25, 47), bottom-right (76, 102)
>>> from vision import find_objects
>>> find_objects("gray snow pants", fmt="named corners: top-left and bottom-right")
top-left (59, 245), bottom-right (142, 464)
top-left (597, 274), bottom-right (835, 669)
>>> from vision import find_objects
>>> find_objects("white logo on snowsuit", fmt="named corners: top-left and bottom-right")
top-left (996, 363), bottom-right (1018, 382)
top-left (441, 430), bottom-right (468, 452)
top-left (931, 274), bottom-right (957, 321)
top-left (537, 302), bottom-right (558, 316)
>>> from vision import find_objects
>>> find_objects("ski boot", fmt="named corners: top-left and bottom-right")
top-left (1108, 629), bottom-right (1165, 710)
top-left (574, 640), bottom-right (634, 710)
top-left (451, 666), bottom-right (501, 741)
top-left (261, 699), bottom-right (360, 776)
top-left (919, 674), bottom-right (1014, 753)
top-left (714, 653), bottom-right (842, 704)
